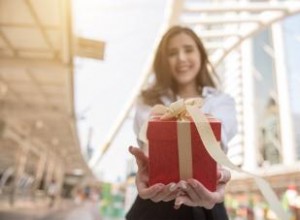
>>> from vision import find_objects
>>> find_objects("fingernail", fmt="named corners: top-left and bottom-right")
top-left (169, 183), bottom-right (176, 192)
top-left (180, 181), bottom-right (187, 189)
top-left (129, 146), bottom-right (133, 151)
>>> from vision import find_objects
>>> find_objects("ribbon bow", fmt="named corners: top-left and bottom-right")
top-left (151, 98), bottom-right (204, 120)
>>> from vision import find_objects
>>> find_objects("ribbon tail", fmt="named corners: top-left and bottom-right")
top-left (186, 105), bottom-right (289, 220)
top-left (254, 177), bottom-right (288, 220)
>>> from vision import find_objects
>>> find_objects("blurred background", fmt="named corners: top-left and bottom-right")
top-left (0, 0), bottom-right (300, 219)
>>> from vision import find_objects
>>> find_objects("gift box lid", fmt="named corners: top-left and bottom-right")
top-left (147, 114), bottom-right (221, 140)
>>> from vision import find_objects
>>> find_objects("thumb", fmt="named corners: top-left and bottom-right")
top-left (128, 146), bottom-right (148, 168)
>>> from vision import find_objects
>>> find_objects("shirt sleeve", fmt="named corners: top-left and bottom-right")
top-left (202, 91), bottom-right (238, 152)
top-left (133, 100), bottom-right (152, 147)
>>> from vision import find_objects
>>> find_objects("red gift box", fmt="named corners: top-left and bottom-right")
top-left (147, 116), bottom-right (221, 192)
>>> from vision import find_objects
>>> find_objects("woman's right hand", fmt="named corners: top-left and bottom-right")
top-left (129, 146), bottom-right (180, 202)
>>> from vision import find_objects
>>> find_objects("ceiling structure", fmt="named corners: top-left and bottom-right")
top-left (0, 0), bottom-right (95, 179)
top-left (179, 0), bottom-right (300, 65)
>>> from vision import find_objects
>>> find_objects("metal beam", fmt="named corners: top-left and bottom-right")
top-left (0, 75), bottom-right (25, 103)
top-left (168, 0), bottom-right (184, 26)
top-left (24, 0), bottom-right (56, 54)
top-left (211, 6), bottom-right (300, 66)
top-left (184, 2), bottom-right (294, 13)
top-left (203, 42), bottom-right (225, 50)
top-left (0, 22), bottom-right (60, 30)
top-left (0, 58), bottom-right (70, 70)
top-left (4, 126), bottom-right (42, 156)
top-left (182, 16), bottom-right (262, 25)
top-left (25, 69), bottom-right (54, 109)
top-left (195, 29), bottom-right (241, 39)
top-left (0, 29), bottom-right (17, 56)
top-left (60, 0), bottom-right (72, 64)
top-left (1, 100), bottom-right (67, 117)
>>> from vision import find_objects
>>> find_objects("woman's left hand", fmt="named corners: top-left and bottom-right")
top-left (174, 167), bottom-right (231, 209)
top-left (129, 146), bottom-right (180, 202)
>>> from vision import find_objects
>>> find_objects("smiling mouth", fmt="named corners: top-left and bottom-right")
top-left (176, 66), bottom-right (190, 73)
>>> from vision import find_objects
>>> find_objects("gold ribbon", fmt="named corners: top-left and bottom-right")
top-left (138, 98), bottom-right (203, 145)
top-left (151, 98), bottom-right (204, 120)
top-left (140, 99), bottom-right (288, 219)
top-left (177, 120), bottom-right (193, 180)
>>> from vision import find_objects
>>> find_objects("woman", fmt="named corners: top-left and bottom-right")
top-left (126, 26), bottom-right (237, 220)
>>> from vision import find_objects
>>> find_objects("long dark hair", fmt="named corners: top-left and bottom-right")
top-left (141, 26), bottom-right (217, 106)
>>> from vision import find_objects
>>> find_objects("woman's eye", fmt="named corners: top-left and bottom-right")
top-left (185, 47), bottom-right (194, 53)
top-left (168, 51), bottom-right (177, 57)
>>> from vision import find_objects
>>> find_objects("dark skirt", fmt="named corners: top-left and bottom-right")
top-left (126, 196), bottom-right (229, 220)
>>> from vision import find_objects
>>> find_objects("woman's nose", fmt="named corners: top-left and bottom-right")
top-left (178, 51), bottom-right (187, 61)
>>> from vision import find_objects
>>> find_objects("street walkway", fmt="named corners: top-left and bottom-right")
top-left (0, 196), bottom-right (104, 220)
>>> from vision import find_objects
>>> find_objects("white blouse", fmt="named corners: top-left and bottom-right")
top-left (133, 87), bottom-right (238, 152)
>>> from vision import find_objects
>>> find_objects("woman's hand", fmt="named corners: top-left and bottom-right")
top-left (174, 167), bottom-right (231, 209)
top-left (129, 146), bottom-right (180, 202)
top-left (129, 146), bottom-right (231, 207)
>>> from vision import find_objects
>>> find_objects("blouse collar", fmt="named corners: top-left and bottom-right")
top-left (160, 86), bottom-right (218, 106)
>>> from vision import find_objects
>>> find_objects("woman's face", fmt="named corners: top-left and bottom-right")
top-left (167, 32), bottom-right (201, 87)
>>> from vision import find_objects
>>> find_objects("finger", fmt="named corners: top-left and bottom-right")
top-left (216, 181), bottom-right (226, 195)
top-left (186, 179), bottom-right (217, 209)
top-left (152, 182), bottom-right (178, 202)
top-left (218, 169), bottom-right (231, 183)
top-left (176, 180), bottom-right (202, 206)
top-left (162, 190), bottom-right (180, 202)
top-left (129, 146), bottom-right (147, 161)
top-left (135, 174), bottom-right (149, 191)
top-left (177, 180), bottom-right (188, 190)
top-left (138, 183), bottom-right (164, 200)
top-left (163, 183), bottom-right (186, 202)
top-left (174, 195), bottom-right (193, 209)
top-left (174, 180), bottom-right (203, 208)
top-left (186, 187), bottom-right (202, 203)
top-left (129, 146), bottom-right (148, 169)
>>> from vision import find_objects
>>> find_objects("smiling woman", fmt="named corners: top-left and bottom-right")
top-left (127, 25), bottom-right (237, 220)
